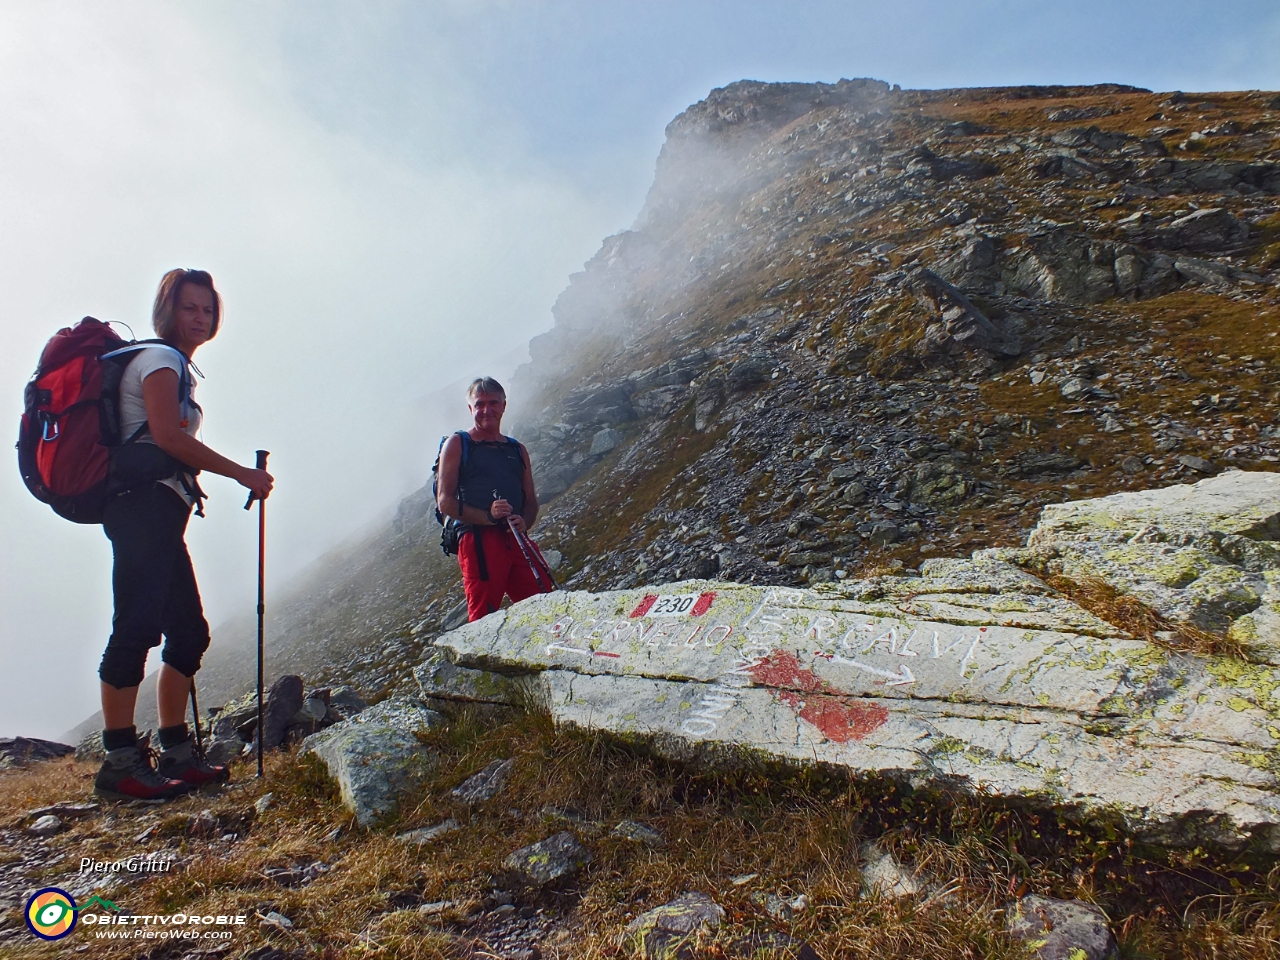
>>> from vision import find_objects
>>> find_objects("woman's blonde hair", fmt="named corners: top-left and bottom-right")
top-left (152, 269), bottom-right (222, 341)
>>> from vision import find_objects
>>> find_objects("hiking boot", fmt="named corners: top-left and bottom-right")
top-left (94, 740), bottom-right (193, 802)
top-left (158, 737), bottom-right (230, 788)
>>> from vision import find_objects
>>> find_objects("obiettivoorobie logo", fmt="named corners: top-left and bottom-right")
top-left (25, 887), bottom-right (78, 940)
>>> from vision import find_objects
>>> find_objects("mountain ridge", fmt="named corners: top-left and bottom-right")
top-left (68, 77), bottom-right (1280, 746)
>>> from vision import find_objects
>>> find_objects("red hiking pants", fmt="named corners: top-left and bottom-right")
top-left (458, 525), bottom-right (543, 622)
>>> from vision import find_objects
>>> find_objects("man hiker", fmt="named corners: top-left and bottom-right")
top-left (436, 377), bottom-right (542, 621)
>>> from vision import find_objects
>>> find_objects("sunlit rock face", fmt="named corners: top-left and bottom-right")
top-left (432, 473), bottom-right (1280, 855)
top-left (1022, 469), bottom-right (1280, 665)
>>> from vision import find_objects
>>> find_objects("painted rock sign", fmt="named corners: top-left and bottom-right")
top-left (432, 557), bottom-right (1280, 853)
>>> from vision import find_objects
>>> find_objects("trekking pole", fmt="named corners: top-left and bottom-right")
top-left (244, 450), bottom-right (269, 777)
top-left (506, 517), bottom-right (555, 593)
top-left (189, 680), bottom-right (203, 753)
top-left (519, 529), bottom-right (559, 591)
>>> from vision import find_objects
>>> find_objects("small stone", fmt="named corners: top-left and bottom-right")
top-left (751, 891), bottom-right (794, 920)
top-left (254, 793), bottom-right (275, 815)
top-left (27, 814), bottom-right (63, 837)
top-left (842, 481), bottom-right (868, 503)
top-left (26, 802), bottom-right (98, 819)
top-left (503, 831), bottom-right (592, 886)
top-left (396, 818), bottom-right (460, 845)
top-left (611, 820), bottom-right (665, 847)
top-left (859, 842), bottom-right (921, 899)
top-left (867, 521), bottom-right (899, 546)
top-left (259, 910), bottom-right (293, 931)
top-left (452, 758), bottom-right (516, 804)
top-left (1006, 894), bottom-right (1119, 960)
top-left (296, 695), bottom-right (328, 723)
top-left (542, 549), bottom-right (563, 571)
top-left (205, 738), bottom-right (245, 766)
top-left (1177, 454), bottom-right (1216, 473)
top-left (1059, 377), bottom-right (1089, 399)
top-left (828, 465), bottom-right (860, 484)
top-left (627, 892), bottom-right (724, 960)
top-left (189, 809), bottom-right (219, 838)
top-left (1121, 456), bottom-right (1145, 475)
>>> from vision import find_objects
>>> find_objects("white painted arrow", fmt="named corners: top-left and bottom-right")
top-left (832, 655), bottom-right (916, 686)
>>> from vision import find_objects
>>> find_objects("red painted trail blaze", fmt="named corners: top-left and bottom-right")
top-left (690, 591), bottom-right (717, 616)
top-left (746, 650), bottom-right (825, 693)
top-left (749, 650), bottom-right (889, 743)
top-left (777, 692), bottom-right (889, 744)
top-left (629, 595), bottom-right (658, 618)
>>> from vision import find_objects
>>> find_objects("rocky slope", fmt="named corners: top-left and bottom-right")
top-left (71, 78), bottom-right (1280, 750)
top-left (508, 79), bottom-right (1280, 600)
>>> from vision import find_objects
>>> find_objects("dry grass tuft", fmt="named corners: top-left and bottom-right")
top-left (1044, 573), bottom-right (1246, 659)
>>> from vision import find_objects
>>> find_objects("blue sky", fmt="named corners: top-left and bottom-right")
top-left (1, 0), bottom-right (1277, 739)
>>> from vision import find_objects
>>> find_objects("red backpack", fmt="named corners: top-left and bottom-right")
top-left (17, 317), bottom-right (172, 524)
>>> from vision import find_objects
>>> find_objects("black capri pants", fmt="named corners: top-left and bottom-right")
top-left (99, 482), bottom-right (211, 689)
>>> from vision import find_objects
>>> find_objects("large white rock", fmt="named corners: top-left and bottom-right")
top-left (432, 545), bottom-right (1280, 852)
top-left (1023, 469), bottom-right (1280, 664)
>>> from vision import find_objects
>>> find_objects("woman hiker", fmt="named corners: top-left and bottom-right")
top-left (94, 269), bottom-right (273, 801)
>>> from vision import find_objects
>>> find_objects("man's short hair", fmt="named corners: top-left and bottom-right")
top-left (467, 377), bottom-right (506, 400)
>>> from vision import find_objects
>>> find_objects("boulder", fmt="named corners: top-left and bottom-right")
top-left (326, 685), bottom-right (369, 722)
top-left (1023, 469), bottom-right (1280, 663)
top-left (1157, 207), bottom-right (1248, 251)
top-left (908, 461), bottom-right (969, 506)
top-left (502, 831), bottom-right (592, 886)
top-left (431, 479), bottom-right (1280, 853)
top-left (727, 357), bottom-right (772, 391)
top-left (1006, 895), bottom-right (1118, 960)
top-left (908, 268), bottom-right (1021, 357)
top-left (626, 892), bottom-right (724, 960)
top-left (589, 427), bottom-right (624, 456)
top-left (262, 675), bottom-right (305, 749)
top-left (300, 699), bottom-right (443, 826)
top-left (0, 736), bottom-right (75, 770)
top-left (1005, 232), bottom-right (1119, 304)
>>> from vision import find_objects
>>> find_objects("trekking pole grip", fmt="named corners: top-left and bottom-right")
top-left (244, 450), bottom-right (270, 510)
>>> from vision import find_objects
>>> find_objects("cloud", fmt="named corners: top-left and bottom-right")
top-left (0, 2), bottom-right (615, 739)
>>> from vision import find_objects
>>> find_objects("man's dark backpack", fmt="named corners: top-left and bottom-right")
top-left (18, 317), bottom-right (199, 524)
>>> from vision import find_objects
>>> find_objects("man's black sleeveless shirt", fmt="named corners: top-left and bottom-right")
top-left (457, 435), bottom-right (525, 515)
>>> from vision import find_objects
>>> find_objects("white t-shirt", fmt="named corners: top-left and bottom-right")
top-left (117, 345), bottom-right (202, 504)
